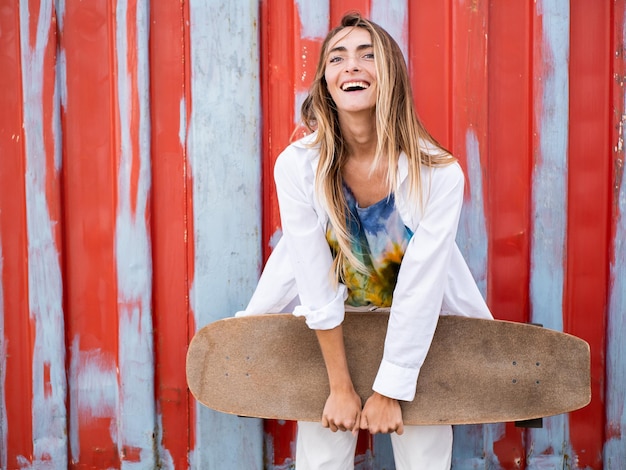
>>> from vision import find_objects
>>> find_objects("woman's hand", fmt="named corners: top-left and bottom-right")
top-left (314, 325), bottom-right (363, 434)
top-left (322, 387), bottom-right (362, 435)
top-left (360, 392), bottom-right (404, 434)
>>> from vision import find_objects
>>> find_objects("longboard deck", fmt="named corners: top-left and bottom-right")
top-left (186, 313), bottom-right (591, 425)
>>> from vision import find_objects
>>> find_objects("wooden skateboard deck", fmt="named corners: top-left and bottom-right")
top-left (186, 313), bottom-right (591, 425)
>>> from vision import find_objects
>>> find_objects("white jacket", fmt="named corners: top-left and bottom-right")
top-left (238, 133), bottom-right (492, 401)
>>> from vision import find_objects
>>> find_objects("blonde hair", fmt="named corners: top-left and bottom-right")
top-left (300, 12), bottom-right (455, 279)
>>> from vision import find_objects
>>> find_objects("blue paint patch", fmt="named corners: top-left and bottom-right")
top-left (295, 0), bottom-right (328, 39)
top-left (453, 129), bottom-right (501, 468)
top-left (114, 1), bottom-right (157, 467)
top-left (457, 129), bottom-right (488, 297)
top-left (371, 0), bottom-right (408, 61)
top-left (187, 0), bottom-right (263, 467)
top-left (528, 1), bottom-right (572, 467)
top-left (0, 237), bottom-right (6, 470)
top-left (604, 12), bottom-right (626, 459)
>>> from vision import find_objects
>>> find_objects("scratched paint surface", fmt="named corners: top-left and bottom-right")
top-left (19, 1), bottom-right (68, 467)
top-left (187, 0), bottom-right (263, 468)
top-left (605, 4), bottom-right (626, 464)
top-left (605, 142), bottom-right (626, 468)
top-left (0, 1), bottom-right (623, 469)
top-left (527, 1), bottom-right (571, 467)
top-left (114, 0), bottom-right (157, 466)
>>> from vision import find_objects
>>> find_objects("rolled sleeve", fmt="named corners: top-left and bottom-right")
top-left (293, 284), bottom-right (348, 329)
top-left (274, 144), bottom-right (345, 330)
top-left (373, 358), bottom-right (419, 401)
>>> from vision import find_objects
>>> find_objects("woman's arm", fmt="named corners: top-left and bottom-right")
top-left (316, 326), bottom-right (362, 434)
top-left (273, 145), bottom-right (361, 431)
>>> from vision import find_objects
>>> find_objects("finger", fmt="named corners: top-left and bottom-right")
top-left (321, 415), bottom-right (329, 429)
top-left (359, 413), bottom-right (368, 430)
top-left (351, 412), bottom-right (361, 436)
top-left (396, 421), bottom-right (404, 436)
top-left (343, 418), bottom-right (355, 432)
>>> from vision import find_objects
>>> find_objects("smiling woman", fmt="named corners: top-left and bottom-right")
top-left (237, 12), bottom-right (492, 470)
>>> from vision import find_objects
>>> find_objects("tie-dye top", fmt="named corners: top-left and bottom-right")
top-left (326, 184), bottom-right (414, 307)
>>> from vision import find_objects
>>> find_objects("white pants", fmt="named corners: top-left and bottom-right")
top-left (295, 421), bottom-right (452, 470)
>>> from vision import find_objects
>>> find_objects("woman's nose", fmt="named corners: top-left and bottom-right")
top-left (345, 57), bottom-right (360, 72)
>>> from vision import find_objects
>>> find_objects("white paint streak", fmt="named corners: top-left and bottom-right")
top-left (179, 96), bottom-right (187, 148)
top-left (114, 0), bottom-right (156, 467)
top-left (295, 0), bottom-right (329, 39)
top-left (528, 1), bottom-right (571, 467)
top-left (604, 11), bottom-right (626, 461)
top-left (187, 0), bottom-right (263, 467)
top-left (154, 410), bottom-right (175, 469)
top-left (453, 129), bottom-right (498, 467)
top-left (56, 1), bottom-right (67, 164)
top-left (187, 0), bottom-right (262, 325)
top-left (294, 89), bottom-right (308, 127)
top-left (370, 0), bottom-right (408, 61)
top-left (457, 129), bottom-right (488, 297)
top-left (69, 338), bottom-right (118, 461)
top-left (0, 239), bottom-right (7, 470)
top-left (19, 1), bottom-right (68, 466)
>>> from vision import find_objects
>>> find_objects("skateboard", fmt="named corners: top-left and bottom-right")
top-left (186, 313), bottom-right (591, 425)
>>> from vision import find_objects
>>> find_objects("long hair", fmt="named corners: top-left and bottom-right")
top-left (300, 12), bottom-right (455, 279)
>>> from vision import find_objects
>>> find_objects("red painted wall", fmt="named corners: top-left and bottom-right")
top-left (0, 1), bottom-right (623, 468)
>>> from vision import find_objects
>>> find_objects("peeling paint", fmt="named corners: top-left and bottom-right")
top-left (605, 17), bottom-right (626, 457)
top-left (371, 0), bottom-right (408, 61)
top-left (0, 238), bottom-right (7, 470)
top-left (295, 0), bottom-right (328, 39)
top-left (19, 0), bottom-right (68, 467)
top-left (69, 339), bottom-right (118, 462)
top-left (528, 0), bottom-right (572, 466)
top-left (114, 0), bottom-right (156, 467)
top-left (453, 128), bottom-right (498, 468)
top-left (187, 0), bottom-right (263, 467)
top-left (457, 128), bottom-right (488, 296)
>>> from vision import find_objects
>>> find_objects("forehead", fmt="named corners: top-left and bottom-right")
top-left (327, 27), bottom-right (372, 51)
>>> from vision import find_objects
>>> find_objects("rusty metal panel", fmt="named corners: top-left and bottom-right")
top-left (0, 0), bottom-right (624, 469)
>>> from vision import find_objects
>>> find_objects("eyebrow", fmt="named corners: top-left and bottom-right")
top-left (328, 43), bottom-right (373, 54)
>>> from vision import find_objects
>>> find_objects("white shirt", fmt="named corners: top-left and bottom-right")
top-left (237, 132), bottom-right (492, 401)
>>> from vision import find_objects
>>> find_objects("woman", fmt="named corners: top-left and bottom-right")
top-left (238, 12), bottom-right (492, 469)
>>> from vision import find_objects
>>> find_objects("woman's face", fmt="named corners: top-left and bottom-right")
top-left (324, 27), bottom-right (377, 117)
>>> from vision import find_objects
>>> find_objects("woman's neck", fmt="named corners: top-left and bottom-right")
top-left (339, 112), bottom-right (377, 162)
top-left (339, 114), bottom-right (391, 207)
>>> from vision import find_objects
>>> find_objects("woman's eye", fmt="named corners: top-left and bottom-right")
top-left (364, 53), bottom-right (374, 60)
top-left (329, 56), bottom-right (342, 63)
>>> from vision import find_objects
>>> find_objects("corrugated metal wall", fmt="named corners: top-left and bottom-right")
top-left (0, 0), bottom-right (623, 469)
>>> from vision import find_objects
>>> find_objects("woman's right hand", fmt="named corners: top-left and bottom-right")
top-left (322, 387), bottom-right (362, 435)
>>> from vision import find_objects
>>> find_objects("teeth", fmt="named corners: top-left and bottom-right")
top-left (341, 81), bottom-right (369, 91)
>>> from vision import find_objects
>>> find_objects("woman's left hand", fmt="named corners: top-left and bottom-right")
top-left (360, 392), bottom-right (404, 434)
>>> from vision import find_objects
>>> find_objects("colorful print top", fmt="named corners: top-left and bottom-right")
top-left (326, 184), bottom-right (413, 307)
